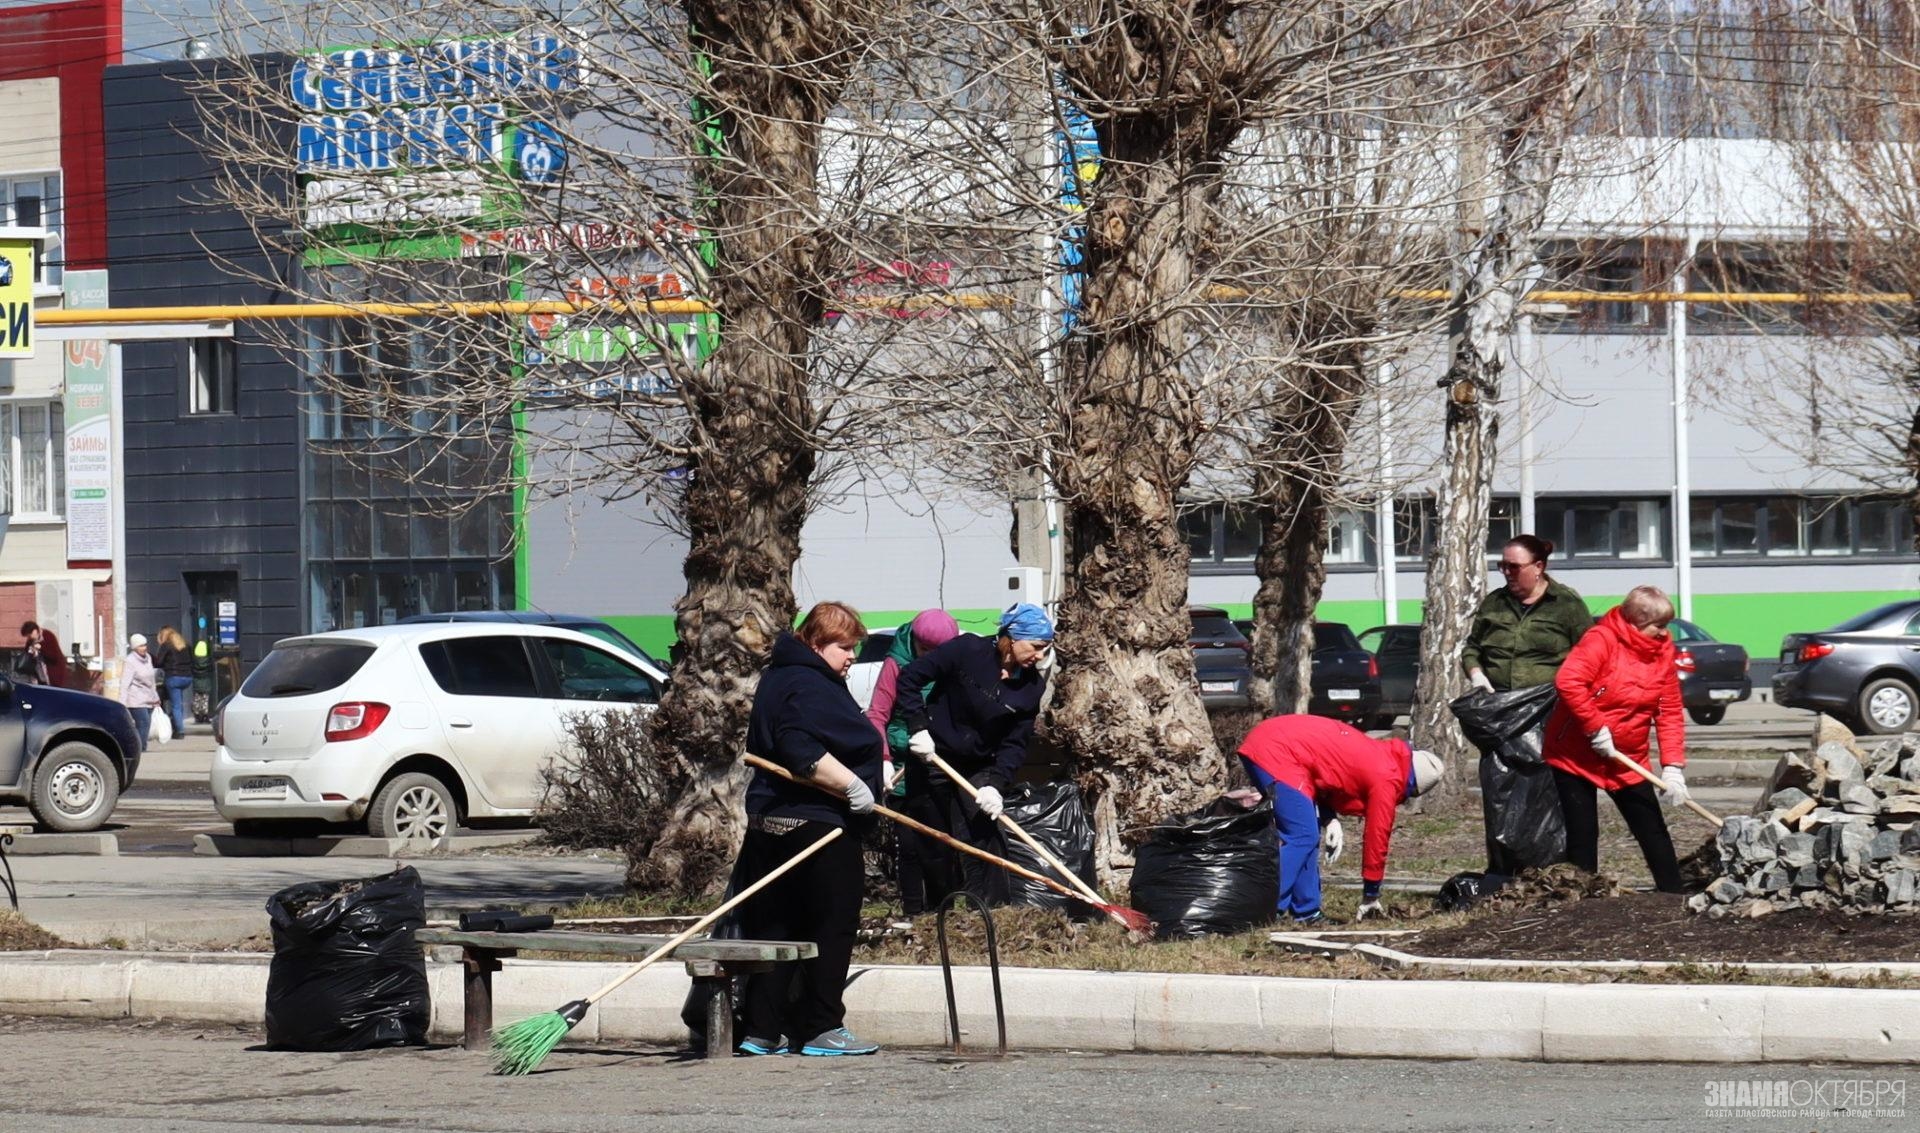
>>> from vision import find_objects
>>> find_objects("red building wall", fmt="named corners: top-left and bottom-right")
top-left (0, 0), bottom-right (120, 270)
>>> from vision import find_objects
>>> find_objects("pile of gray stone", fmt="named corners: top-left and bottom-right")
top-left (1688, 732), bottom-right (1920, 918)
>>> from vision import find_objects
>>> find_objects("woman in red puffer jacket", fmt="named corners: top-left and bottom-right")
top-left (1541, 585), bottom-right (1687, 892)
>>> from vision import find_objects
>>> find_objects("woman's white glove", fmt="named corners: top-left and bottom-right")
top-left (1321, 818), bottom-right (1345, 864)
top-left (1468, 668), bottom-right (1495, 693)
top-left (974, 785), bottom-right (1005, 820)
top-left (843, 777), bottom-right (875, 815)
top-left (1588, 726), bottom-right (1619, 758)
top-left (1659, 765), bottom-right (1689, 806)
top-left (907, 729), bottom-right (936, 761)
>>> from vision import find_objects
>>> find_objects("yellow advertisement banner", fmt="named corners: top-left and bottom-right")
top-left (0, 236), bottom-right (35, 358)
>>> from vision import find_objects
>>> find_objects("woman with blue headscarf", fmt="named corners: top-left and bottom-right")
top-left (890, 602), bottom-right (1054, 907)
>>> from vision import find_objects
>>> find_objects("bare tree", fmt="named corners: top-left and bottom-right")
top-left (1408, 0), bottom-right (1614, 779)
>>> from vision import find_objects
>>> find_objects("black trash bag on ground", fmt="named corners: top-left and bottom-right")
top-left (1436, 870), bottom-right (1510, 912)
top-left (1130, 796), bottom-right (1279, 940)
top-left (999, 781), bottom-right (1098, 915)
top-left (264, 866), bottom-right (429, 1051)
top-left (1452, 685), bottom-right (1568, 870)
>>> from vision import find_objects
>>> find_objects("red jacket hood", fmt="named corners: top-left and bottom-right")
top-left (1594, 606), bottom-right (1673, 666)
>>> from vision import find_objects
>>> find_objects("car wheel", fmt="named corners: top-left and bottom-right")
top-left (367, 771), bottom-right (457, 841)
top-left (1856, 678), bottom-right (1919, 735)
top-left (29, 742), bottom-right (121, 833)
top-left (1686, 706), bottom-right (1726, 726)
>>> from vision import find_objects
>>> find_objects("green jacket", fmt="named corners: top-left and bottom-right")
top-left (1460, 578), bottom-right (1592, 692)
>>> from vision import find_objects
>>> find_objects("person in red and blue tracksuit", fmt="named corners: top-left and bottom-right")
top-left (1237, 715), bottom-right (1445, 923)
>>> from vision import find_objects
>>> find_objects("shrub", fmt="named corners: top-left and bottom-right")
top-left (538, 709), bottom-right (675, 850)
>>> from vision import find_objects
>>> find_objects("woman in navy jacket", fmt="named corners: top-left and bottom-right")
top-left (736, 601), bottom-right (885, 1058)
top-left (891, 602), bottom-right (1054, 906)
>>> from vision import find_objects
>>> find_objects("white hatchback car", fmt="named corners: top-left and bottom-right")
top-left (212, 623), bottom-right (668, 840)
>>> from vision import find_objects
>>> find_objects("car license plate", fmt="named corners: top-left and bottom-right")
top-left (1200, 681), bottom-right (1236, 694)
top-left (238, 776), bottom-right (287, 799)
top-left (1329, 688), bottom-right (1361, 701)
top-left (1710, 688), bottom-right (1740, 701)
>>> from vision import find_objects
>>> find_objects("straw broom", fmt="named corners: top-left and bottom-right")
top-left (490, 824), bottom-right (844, 1075)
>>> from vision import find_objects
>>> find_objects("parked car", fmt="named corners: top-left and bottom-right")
top-left (0, 673), bottom-right (143, 832)
top-left (1227, 618), bottom-right (1383, 725)
top-left (212, 623), bottom-right (670, 840)
top-left (1308, 621), bottom-right (1382, 726)
top-left (397, 611), bottom-right (665, 671)
top-left (1774, 599), bottom-right (1920, 735)
top-left (1192, 607), bottom-right (1252, 708)
top-left (1358, 623), bottom-right (1422, 730)
top-left (1668, 618), bottom-right (1751, 726)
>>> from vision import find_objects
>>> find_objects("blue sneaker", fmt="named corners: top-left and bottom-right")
top-left (736, 1035), bottom-right (788, 1056)
top-left (799, 1027), bottom-right (879, 1056)
top-left (1291, 911), bottom-right (1325, 926)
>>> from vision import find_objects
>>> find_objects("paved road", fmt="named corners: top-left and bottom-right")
top-left (0, 1016), bottom-right (1910, 1133)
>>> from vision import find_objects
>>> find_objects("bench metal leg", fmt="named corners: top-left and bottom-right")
top-left (699, 975), bottom-right (733, 1059)
top-left (462, 948), bottom-right (505, 1050)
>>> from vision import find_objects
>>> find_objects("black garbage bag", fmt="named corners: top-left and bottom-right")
top-left (264, 866), bottom-right (429, 1051)
top-left (1436, 870), bottom-right (1510, 912)
top-left (1452, 685), bottom-right (1568, 870)
top-left (1130, 796), bottom-right (1279, 940)
top-left (999, 782), bottom-right (1098, 915)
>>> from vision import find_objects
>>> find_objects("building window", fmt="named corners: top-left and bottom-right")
top-left (1534, 239), bottom-right (1672, 333)
top-left (1183, 502), bottom-right (1262, 564)
top-left (0, 173), bottom-right (60, 285)
top-left (0, 400), bottom-right (65, 518)
top-left (1535, 497), bottom-right (1669, 561)
top-left (187, 338), bottom-right (238, 414)
top-left (1690, 243), bottom-right (1802, 333)
top-left (1327, 507), bottom-right (1371, 565)
top-left (1691, 495), bottom-right (1913, 557)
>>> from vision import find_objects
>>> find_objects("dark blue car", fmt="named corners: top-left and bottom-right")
top-left (0, 672), bottom-right (143, 831)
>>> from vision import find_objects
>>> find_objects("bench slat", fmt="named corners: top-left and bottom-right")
top-left (415, 928), bottom-right (816, 962)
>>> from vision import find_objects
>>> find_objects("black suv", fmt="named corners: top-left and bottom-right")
top-left (0, 672), bottom-right (143, 831)
top-left (1775, 600), bottom-right (1920, 735)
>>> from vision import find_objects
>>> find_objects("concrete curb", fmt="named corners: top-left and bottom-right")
top-left (5, 833), bottom-right (118, 856)
top-left (1687, 758), bottom-right (1783, 780)
top-left (192, 832), bottom-right (536, 858)
top-left (0, 950), bottom-right (1916, 1063)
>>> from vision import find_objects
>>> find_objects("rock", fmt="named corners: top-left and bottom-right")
top-left (1704, 902), bottom-right (1730, 919)
top-left (1800, 807), bottom-right (1843, 832)
top-left (1845, 878), bottom-right (1881, 905)
top-left (1686, 891), bottom-right (1713, 914)
top-left (1887, 870), bottom-right (1917, 906)
top-left (1742, 899), bottom-right (1776, 918)
top-left (1841, 782), bottom-right (1882, 815)
top-left (1841, 822), bottom-right (1875, 868)
top-left (1903, 753), bottom-right (1920, 783)
top-left (1801, 889), bottom-right (1836, 910)
top-left (1792, 862), bottom-right (1822, 889)
top-left (1816, 742), bottom-right (1865, 784)
top-left (1768, 787), bottom-right (1813, 812)
top-left (1758, 866), bottom-right (1791, 894)
top-left (1864, 739), bottom-right (1903, 780)
top-left (1904, 826), bottom-right (1920, 854)
top-left (1879, 796), bottom-right (1920, 819)
top-left (1778, 832), bottom-right (1816, 868)
top-left (1871, 828), bottom-right (1902, 862)
top-left (1866, 775), bottom-right (1915, 797)
top-left (1767, 751), bottom-right (1823, 796)
top-left (1706, 877), bottom-right (1746, 905)
top-left (1813, 717), bottom-right (1866, 758)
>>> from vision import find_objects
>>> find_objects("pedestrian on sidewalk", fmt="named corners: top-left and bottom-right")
top-left (862, 608), bottom-right (959, 916)
top-left (893, 602), bottom-right (1053, 909)
top-left (736, 600), bottom-right (884, 1058)
top-left (1236, 714), bottom-right (1444, 924)
top-left (121, 633), bottom-right (161, 752)
top-left (1460, 534), bottom-right (1590, 875)
top-left (152, 626), bottom-right (194, 737)
top-left (19, 620), bottom-right (70, 688)
top-left (1542, 585), bottom-right (1689, 893)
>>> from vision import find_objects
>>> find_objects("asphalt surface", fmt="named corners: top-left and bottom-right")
top-left (0, 1016), bottom-right (1910, 1133)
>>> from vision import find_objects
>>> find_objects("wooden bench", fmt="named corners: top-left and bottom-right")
top-left (415, 928), bottom-right (817, 1057)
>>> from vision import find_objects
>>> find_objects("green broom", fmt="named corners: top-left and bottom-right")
top-left (490, 824), bottom-right (845, 1074)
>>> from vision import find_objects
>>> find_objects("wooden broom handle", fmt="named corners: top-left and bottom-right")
top-left (1602, 749), bottom-right (1725, 829)
top-left (583, 825), bottom-right (844, 1005)
top-left (924, 751), bottom-right (1107, 907)
top-left (743, 754), bottom-right (1089, 904)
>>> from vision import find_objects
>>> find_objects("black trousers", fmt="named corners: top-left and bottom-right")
top-left (737, 819), bottom-right (864, 1044)
top-left (898, 780), bottom-right (1011, 909)
top-left (1550, 767), bottom-right (1685, 893)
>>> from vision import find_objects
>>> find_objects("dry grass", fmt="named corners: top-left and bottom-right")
top-left (0, 911), bottom-right (74, 951)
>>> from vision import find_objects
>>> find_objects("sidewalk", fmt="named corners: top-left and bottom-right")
top-left (0, 949), bottom-right (1914, 1064)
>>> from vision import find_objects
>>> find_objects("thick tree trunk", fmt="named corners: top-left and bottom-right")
top-left (1249, 346), bottom-right (1367, 715)
top-left (628, 3), bottom-right (846, 895)
top-left (1049, 148), bottom-right (1229, 888)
